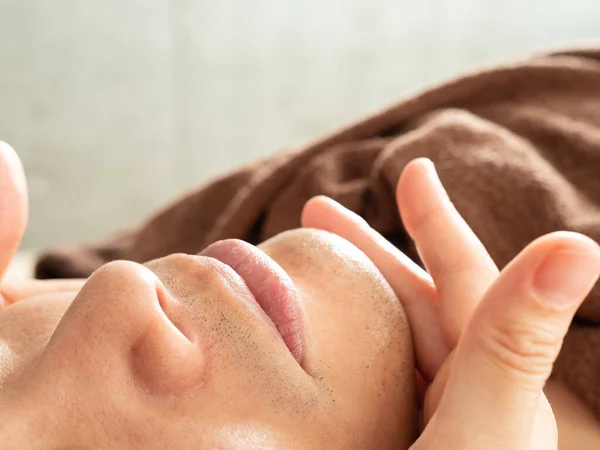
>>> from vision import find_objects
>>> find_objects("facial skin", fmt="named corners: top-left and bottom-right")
top-left (0, 231), bottom-right (417, 449)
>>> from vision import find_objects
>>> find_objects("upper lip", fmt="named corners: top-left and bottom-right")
top-left (199, 239), bottom-right (309, 370)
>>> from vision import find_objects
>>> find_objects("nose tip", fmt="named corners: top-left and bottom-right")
top-left (45, 260), bottom-right (206, 394)
top-left (52, 260), bottom-right (164, 341)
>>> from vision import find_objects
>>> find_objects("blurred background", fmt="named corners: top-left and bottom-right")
top-left (1, 0), bottom-right (599, 261)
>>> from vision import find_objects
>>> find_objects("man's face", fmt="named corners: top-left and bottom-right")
top-left (0, 229), bottom-right (417, 449)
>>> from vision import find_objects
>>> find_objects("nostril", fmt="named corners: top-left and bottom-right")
top-left (154, 282), bottom-right (170, 312)
top-left (130, 319), bottom-right (206, 395)
top-left (152, 282), bottom-right (197, 345)
top-left (129, 283), bottom-right (206, 394)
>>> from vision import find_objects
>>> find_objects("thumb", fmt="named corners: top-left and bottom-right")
top-left (424, 231), bottom-right (600, 449)
top-left (0, 142), bottom-right (28, 284)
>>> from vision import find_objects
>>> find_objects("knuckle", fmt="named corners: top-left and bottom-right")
top-left (478, 319), bottom-right (561, 379)
top-left (410, 202), bottom-right (447, 240)
top-left (435, 260), bottom-right (496, 289)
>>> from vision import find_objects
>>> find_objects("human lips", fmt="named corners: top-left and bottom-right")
top-left (200, 239), bottom-right (309, 368)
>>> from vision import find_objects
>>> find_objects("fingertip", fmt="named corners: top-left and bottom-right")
top-left (302, 195), bottom-right (331, 211)
top-left (300, 195), bottom-right (334, 228)
top-left (0, 141), bottom-right (29, 282)
top-left (0, 141), bottom-right (28, 204)
top-left (406, 157), bottom-right (435, 172)
top-left (301, 195), bottom-right (360, 230)
top-left (0, 140), bottom-right (26, 177)
top-left (0, 141), bottom-right (14, 154)
top-left (396, 158), bottom-right (450, 237)
top-left (396, 158), bottom-right (435, 199)
top-left (532, 230), bottom-right (600, 255)
top-left (396, 158), bottom-right (439, 210)
top-left (528, 232), bottom-right (600, 311)
top-left (519, 231), bottom-right (600, 281)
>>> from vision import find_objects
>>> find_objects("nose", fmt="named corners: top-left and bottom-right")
top-left (43, 260), bottom-right (206, 395)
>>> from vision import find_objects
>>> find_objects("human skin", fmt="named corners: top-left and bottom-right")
top-left (0, 142), bottom-right (418, 449)
top-left (302, 158), bottom-right (600, 449)
top-left (4, 141), bottom-right (600, 449)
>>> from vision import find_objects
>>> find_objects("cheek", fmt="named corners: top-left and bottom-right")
top-left (163, 279), bottom-right (322, 419)
top-left (296, 278), bottom-right (417, 447)
top-left (262, 236), bottom-right (417, 440)
top-left (0, 294), bottom-right (72, 372)
top-left (266, 238), bottom-right (409, 379)
top-left (201, 312), bottom-right (320, 417)
top-left (296, 272), bottom-right (411, 379)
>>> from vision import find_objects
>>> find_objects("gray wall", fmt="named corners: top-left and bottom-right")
top-left (1, 0), bottom-right (599, 249)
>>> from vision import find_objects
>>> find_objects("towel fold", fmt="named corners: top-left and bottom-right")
top-left (36, 47), bottom-right (600, 417)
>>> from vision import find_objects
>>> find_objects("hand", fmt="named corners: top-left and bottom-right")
top-left (302, 158), bottom-right (498, 382)
top-left (0, 141), bottom-right (84, 308)
top-left (302, 159), bottom-right (600, 449)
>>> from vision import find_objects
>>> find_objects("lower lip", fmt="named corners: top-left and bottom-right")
top-left (200, 239), bottom-right (309, 368)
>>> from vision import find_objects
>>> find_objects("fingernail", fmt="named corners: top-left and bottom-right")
top-left (533, 249), bottom-right (600, 308)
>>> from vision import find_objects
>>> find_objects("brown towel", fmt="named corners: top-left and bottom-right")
top-left (36, 47), bottom-right (600, 417)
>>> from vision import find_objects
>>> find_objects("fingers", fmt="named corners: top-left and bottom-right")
top-left (397, 158), bottom-right (499, 348)
top-left (1, 279), bottom-right (87, 305)
top-left (0, 142), bottom-right (28, 283)
top-left (429, 232), bottom-right (600, 448)
top-left (301, 196), bottom-right (449, 380)
top-left (422, 350), bottom-right (455, 427)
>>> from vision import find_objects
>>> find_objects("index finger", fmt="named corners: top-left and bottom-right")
top-left (301, 195), bottom-right (449, 380)
top-left (397, 159), bottom-right (499, 347)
